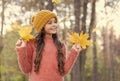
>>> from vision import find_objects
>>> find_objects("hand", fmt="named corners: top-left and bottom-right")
top-left (72, 44), bottom-right (82, 53)
top-left (16, 38), bottom-right (26, 48)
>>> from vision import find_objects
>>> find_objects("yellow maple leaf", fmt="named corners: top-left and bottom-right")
top-left (18, 26), bottom-right (35, 42)
top-left (68, 31), bottom-right (91, 49)
top-left (52, 0), bottom-right (60, 4)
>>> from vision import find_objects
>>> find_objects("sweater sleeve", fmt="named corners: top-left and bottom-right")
top-left (62, 45), bottom-right (79, 76)
top-left (16, 40), bottom-right (34, 74)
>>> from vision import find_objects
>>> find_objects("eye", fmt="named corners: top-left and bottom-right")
top-left (54, 20), bottom-right (57, 23)
top-left (47, 21), bottom-right (52, 24)
top-left (47, 18), bottom-right (57, 24)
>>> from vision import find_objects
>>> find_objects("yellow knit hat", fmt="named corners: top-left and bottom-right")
top-left (31, 10), bottom-right (57, 33)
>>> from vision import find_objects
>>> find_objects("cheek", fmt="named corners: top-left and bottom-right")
top-left (44, 26), bottom-right (51, 33)
top-left (44, 25), bottom-right (49, 30)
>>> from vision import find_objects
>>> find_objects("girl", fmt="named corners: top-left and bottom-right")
top-left (16, 10), bottom-right (82, 81)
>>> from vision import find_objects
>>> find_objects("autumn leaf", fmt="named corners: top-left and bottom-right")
top-left (68, 31), bottom-right (91, 49)
top-left (18, 26), bottom-right (35, 42)
top-left (52, 0), bottom-right (60, 4)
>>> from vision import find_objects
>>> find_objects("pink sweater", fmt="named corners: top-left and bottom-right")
top-left (16, 37), bottom-right (79, 81)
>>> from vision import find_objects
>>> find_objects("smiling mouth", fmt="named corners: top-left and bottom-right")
top-left (50, 28), bottom-right (57, 31)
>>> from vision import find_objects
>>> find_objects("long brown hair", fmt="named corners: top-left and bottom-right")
top-left (34, 28), bottom-right (65, 74)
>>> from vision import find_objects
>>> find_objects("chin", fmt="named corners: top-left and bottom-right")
top-left (51, 31), bottom-right (57, 34)
top-left (52, 32), bottom-right (57, 34)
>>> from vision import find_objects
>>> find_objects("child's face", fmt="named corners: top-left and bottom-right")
top-left (44, 18), bottom-right (57, 36)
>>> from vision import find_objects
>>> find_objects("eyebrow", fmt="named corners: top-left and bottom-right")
top-left (49, 19), bottom-right (57, 22)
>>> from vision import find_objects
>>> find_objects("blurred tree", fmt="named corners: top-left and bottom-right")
top-left (46, 0), bottom-right (54, 11)
top-left (0, 37), bottom-right (3, 53)
top-left (79, 0), bottom-right (89, 81)
top-left (1, 0), bottom-right (5, 36)
top-left (109, 27), bottom-right (116, 81)
top-left (0, 0), bottom-right (5, 80)
top-left (71, 0), bottom-right (81, 81)
top-left (88, 0), bottom-right (98, 81)
top-left (102, 23), bottom-right (111, 81)
top-left (0, 36), bottom-right (3, 81)
top-left (81, 0), bottom-right (88, 32)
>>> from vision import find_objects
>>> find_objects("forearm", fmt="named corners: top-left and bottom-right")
top-left (63, 48), bottom-right (79, 76)
top-left (16, 47), bottom-right (32, 74)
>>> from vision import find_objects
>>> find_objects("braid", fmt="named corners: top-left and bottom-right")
top-left (34, 29), bottom-right (45, 72)
top-left (53, 34), bottom-right (65, 74)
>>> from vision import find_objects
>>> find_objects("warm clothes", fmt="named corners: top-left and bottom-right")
top-left (16, 36), bottom-right (79, 81)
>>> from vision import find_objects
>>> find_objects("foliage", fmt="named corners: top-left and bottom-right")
top-left (52, 0), bottom-right (60, 4)
top-left (18, 26), bottom-right (34, 42)
top-left (68, 31), bottom-right (91, 49)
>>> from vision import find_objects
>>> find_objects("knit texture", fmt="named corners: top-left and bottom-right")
top-left (16, 37), bottom-right (79, 81)
top-left (31, 10), bottom-right (57, 33)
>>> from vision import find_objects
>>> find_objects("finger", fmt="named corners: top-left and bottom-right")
top-left (19, 38), bottom-right (22, 40)
top-left (16, 39), bottom-right (22, 46)
top-left (16, 41), bottom-right (22, 46)
top-left (75, 44), bottom-right (80, 49)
